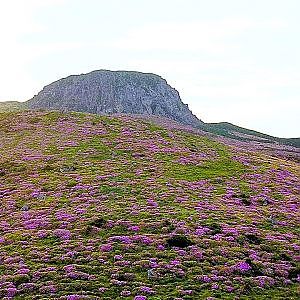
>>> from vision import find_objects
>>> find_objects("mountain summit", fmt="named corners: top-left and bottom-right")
top-left (27, 70), bottom-right (202, 128)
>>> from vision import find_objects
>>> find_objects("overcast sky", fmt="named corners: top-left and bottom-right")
top-left (0, 0), bottom-right (299, 137)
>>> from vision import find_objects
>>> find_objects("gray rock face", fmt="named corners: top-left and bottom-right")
top-left (27, 70), bottom-right (202, 127)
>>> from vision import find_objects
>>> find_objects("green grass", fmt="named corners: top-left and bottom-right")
top-left (163, 137), bottom-right (247, 180)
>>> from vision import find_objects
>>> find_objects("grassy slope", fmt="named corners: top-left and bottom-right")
top-left (1, 100), bottom-right (299, 148)
top-left (203, 122), bottom-right (300, 148)
top-left (0, 101), bottom-right (24, 112)
top-left (0, 111), bottom-right (299, 299)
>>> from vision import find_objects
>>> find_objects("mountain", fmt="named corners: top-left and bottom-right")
top-left (2, 70), bottom-right (299, 147)
top-left (0, 110), bottom-right (299, 299)
top-left (26, 70), bottom-right (202, 128)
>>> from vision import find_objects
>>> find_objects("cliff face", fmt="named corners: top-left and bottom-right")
top-left (27, 70), bottom-right (202, 127)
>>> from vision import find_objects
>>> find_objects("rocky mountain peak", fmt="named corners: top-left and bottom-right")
top-left (27, 70), bottom-right (202, 127)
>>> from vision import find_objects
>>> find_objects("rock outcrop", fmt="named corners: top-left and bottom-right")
top-left (27, 70), bottom-right (202, 127)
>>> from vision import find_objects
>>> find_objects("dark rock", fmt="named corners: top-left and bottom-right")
top-left (116, 273), bottom-right (135, 281)
top-left (268, 215), bottom-right (278, 225)
top-left (21, 205), bottom-right (29, 211)
top-left (288, 266), bottom-right (300, 281)
top-left (166, 235), bottom-right (194, 248)
top-left (162, 219), bottom-right (176, 233)
top-left (37, 193), bottom-right (46, 200)
top-left (42, 164), bottom-right (55, 171)
top-left (280, 253), bottom-right (292, 261)
top-left (132, 153), bottom-right (146, 158)
top-left (60, 165), bottom-right (76, 173)
top-left (241, 198), bottom-right (251, 206)
top-left (89, 217), bottom-right (106, 228)
top-left (233, 193), bottom-right (251, 205)
top-left (245, 234), bottom-right (262, 245)
top-left (84, 225), bottom-right (98, 236)
top-left (211, 178), bottom-right (223, 184)
top-left (245, 258), bottom-right (264, 276)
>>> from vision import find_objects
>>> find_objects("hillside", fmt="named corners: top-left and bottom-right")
top-left (0, 101), bottom-right (25, 112)
top-left (1, 70), bottom-right (299, 148)
top-left (203, 122), bottom-right (300, 148)
top-left (0, 111), bottom-right (299, 299)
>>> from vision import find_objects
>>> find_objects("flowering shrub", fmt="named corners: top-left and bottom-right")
top-left (234, 261), bottom-right (252, 273)
top-left (0, 111), bottom-right (299, 299)
top-left (53, 229), bottom-right (71, 240)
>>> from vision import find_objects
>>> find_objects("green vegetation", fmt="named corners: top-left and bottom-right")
top-left (0, 111), bottom-right (299, 299)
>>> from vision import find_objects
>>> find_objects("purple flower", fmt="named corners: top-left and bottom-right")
top-left (200, 275), bottom-right (211, 283)
top-left (134, 296), bottom-right (147, 300)
top-left (67, 295), bottom-right (82, 300)
top-left (120, 290), bottom-right (131, 296)
top-left (37, 230), bottom-right (48, 238)
top-left (7, 287), bottom-right (17, 297)
top-left (147, 199), bottom-right (158, 207)
top-left (63, 265), bottom-right (76, 273)
top-left (129, 225), bottom-right (140, 232)
top-left (234, 261), bottom-right (251, 272)
top-left (39, 284), bottom-right (57, 294)
top-left (114, 254), bottom-right (123, 261)
top-left (157, 244), bottom-right (165, 251)
top-left (53, 229), bottom-right (71, 240)
top-left (195, 226), bottom-right (210, 236)
top-left (140, 286), bottom-right (155, 294)
top-left (170, 259), bottom-right (180, 266)
top-left (100, 243), bottom-right (113, 252)
top-left (17, 268), bottom-right (30, 274)
top-left (226, 286), bottom-right (234, 292)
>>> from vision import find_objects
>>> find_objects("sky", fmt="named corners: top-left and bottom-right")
top-left (0, 0), bottom-right (299, 138)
